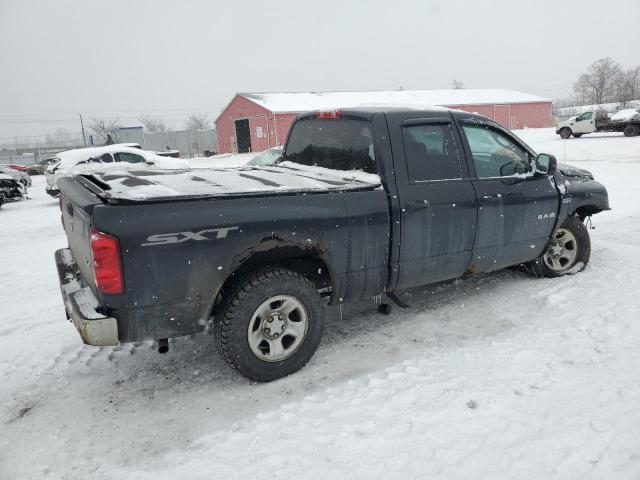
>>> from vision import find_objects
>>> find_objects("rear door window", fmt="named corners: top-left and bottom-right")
top-left (402, 123), bottom-right (462, 181)
top-left (283, 119), bottom-right (377, 173)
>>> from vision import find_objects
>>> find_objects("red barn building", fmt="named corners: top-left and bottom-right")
top-left (215, 89), bottom-right (552, 154)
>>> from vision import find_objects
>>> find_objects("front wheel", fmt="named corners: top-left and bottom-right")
top-left (215, 267), bottom-right (325, 382)
top-left (559, 128), bottom-right (572, 139)
top-left (530, 216), bottom-right (591, 277)
top-left (623, 125), bottom-right (639, 137)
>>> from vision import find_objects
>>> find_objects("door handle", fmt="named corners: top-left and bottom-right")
top-left (406, 200), bottom-right (431, 210)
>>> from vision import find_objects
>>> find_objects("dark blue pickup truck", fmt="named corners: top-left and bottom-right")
top-left (55, 108), bottom-right (609, 381)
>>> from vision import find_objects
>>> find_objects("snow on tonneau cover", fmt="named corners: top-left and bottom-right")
top-left (79, 161), bottom-right (382, 202)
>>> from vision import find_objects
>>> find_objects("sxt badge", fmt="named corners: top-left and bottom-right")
top-left (142, 227), bottom-right (239, 246)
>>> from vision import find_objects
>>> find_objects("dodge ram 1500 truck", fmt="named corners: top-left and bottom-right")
top-left (55, 107), bottom-right (610, 381)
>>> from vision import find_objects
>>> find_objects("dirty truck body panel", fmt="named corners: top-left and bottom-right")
top-left (56, 108), bottom-right (609, 345)
top-left (60, 179), bottom-right (389, 343)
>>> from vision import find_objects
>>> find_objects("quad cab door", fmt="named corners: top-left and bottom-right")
top-left (457, 117), bottom-right (560, 271)
top-left (386, 111), bottom-right (477, 290)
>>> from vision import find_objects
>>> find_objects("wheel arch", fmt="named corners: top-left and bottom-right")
top-left (211, 237), bottom-right (334, 317)
top-left (572, 204), bottom-right (604, 219)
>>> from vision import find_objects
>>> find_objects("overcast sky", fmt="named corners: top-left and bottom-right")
top-left (1, 0), bottom-right (639, 141)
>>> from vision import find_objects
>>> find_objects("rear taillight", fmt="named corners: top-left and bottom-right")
top-left (315, 110), bottom-right (342, 119)
top-left (59, 197), bottom-right (64, 227)
top-left (90, 227), bottom-right (124, 295)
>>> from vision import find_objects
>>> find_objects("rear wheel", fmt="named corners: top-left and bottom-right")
top-left (559, 128), bottom-right (572, 139)
top-left (529, 216), bottom-right (591, 277)
top-left (215, 267), bottom-right (325, 382)
top-left (623, 124), bottom-right (639, 137)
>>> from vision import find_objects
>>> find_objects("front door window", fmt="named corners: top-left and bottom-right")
top-left (576, 111), bottom-right (593, 122)
top-left (462, 124), bottom-right (532, 178)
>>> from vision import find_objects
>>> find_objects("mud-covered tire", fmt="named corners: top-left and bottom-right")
top-left (559, 128), bottom-right (572, 139)
top-left (529, 215), bottom-right (591, 277)
top-left (572, 132), bottom-right (583, 138)
top-left (215, 267), bottom-right (325, 382)
top-left (623, 125), bottom-right (638, 137)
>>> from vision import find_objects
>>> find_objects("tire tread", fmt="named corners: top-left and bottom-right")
top-left (215, 267), bottom-right (322, 381)
top-left (529, 215), bottom-right (591, 278)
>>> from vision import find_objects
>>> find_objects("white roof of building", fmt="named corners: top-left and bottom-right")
top-left (239, 89), bottom-right (550, 113)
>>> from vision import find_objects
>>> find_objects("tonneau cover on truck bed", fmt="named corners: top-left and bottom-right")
top-left (77, 161), bottom-right (382, 203)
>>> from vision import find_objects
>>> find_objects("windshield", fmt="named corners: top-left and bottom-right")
top-left (283, 119), bottom-right (377, 174)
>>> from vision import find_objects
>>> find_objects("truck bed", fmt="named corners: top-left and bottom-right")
top-left (78, 162), bottom-right (382, 203)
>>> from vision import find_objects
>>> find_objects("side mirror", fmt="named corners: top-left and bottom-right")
top-left (535, 153), bottom-right (557, 175)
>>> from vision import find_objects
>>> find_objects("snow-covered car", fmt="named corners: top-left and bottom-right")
top-left (0, 172), bottom-right (25, 204)
top-left (26, 157), bottom-right (59, 175)
top-left (0, 166), bottom-right (31, 187)
top-left (611, 108), bottom-right (640, 123)
top-left (247, 147), bottom-right (283, 166)
top-left (45, 145), bottom-right (190, 197)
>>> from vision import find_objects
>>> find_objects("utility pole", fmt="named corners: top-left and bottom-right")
top-left (79, 113), bottom-right (87, 147)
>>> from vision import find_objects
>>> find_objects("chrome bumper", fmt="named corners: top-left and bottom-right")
top-left (55, 248), bottom-right (119, 346)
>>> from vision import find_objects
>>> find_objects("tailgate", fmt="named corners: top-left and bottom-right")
top-left (58, 176), bottom-right (104, 291)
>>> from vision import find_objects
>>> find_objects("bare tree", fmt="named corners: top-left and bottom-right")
top-left (451, 79), bottom-right (464, 89)
top-left (138, 114), bottom-right (168, 132)
top-left (573, 57), bottom-right (621, 105)
top-left (184, 113), bottom-right (211, 131)
top-left (553, 95), bottom-right (581, 108)
top-left (88, 117), bottom-right (120, 144)
top-left (615, 66), bottom-right (640, 107)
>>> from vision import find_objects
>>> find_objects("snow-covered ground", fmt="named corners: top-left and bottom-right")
top-left (1, 128), bottom-right (639, 479)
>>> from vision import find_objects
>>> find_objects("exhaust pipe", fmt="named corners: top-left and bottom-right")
top-left (158, 338), bottom-right (169, 354)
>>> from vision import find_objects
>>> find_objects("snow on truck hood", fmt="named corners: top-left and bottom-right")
top-left (81, 161), bottom-right (382, 202)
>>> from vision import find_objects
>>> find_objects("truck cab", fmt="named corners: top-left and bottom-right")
top-left (556, 110), bottom-right (604, 138)
top-left (571, 111), bottom-right (596, 135)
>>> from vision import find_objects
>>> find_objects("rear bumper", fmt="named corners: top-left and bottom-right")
top-left (55, 248), bottom-right (119, 346)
